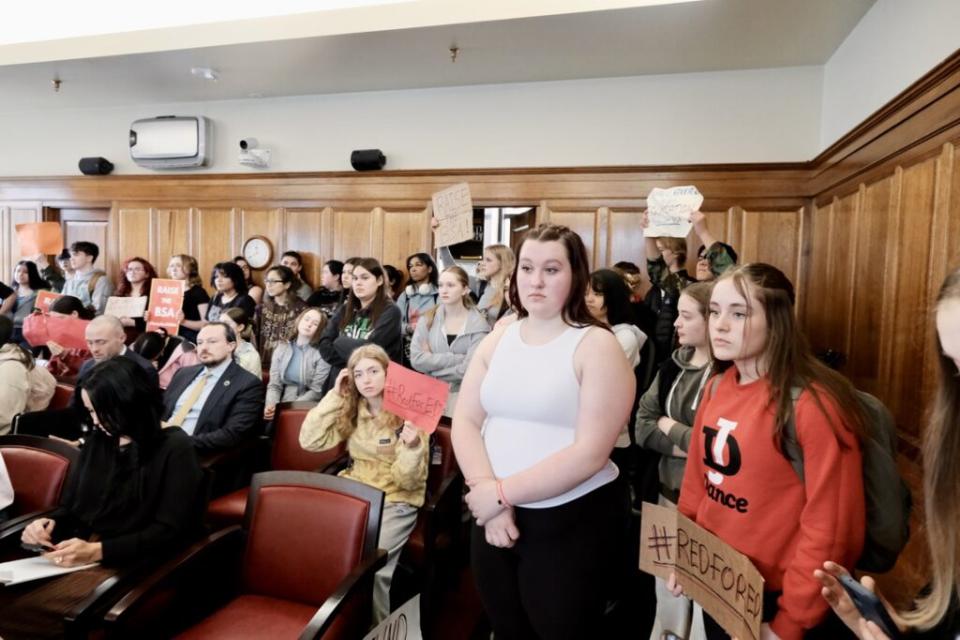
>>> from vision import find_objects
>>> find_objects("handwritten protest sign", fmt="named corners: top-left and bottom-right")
top-left (105, 296), bottom-right (148, 319)
top-left (363, 594), bottom-right (422, 640)
top-left (644, 186), bottom-right (703, 238)
top-left (383, 363), bottom-right (449, 434)
top-left (432, 182), bottom-right (474, 248)
top-left (34, 291), bottom-right (62, 313)
top-left (146, 279), bottom-right (185, 333)
top-left (639, 502), bottom-right (764, 640)
top-left (15, 222), bottom-right (63, 256)
top-left (23, 314), bottom-right (91, 351)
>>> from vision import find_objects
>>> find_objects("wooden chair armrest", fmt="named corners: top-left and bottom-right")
top-left (103, 526), bottom-right (244, 633)
top-left (299, 548), bottom-right (388, 640)
top-left (63, 556), bottom-right (161, 638)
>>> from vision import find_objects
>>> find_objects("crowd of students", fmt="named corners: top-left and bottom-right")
top-left (0, 212), bottom-right (957, 640)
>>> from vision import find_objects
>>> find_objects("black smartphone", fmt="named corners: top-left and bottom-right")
top-left (21, 542), bottom-right (55, 554)
top-left (837, 573), bottom-right (901, 639)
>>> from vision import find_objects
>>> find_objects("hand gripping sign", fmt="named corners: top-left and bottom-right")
top-left (383, 363), bottom-right (450, 434)
top-left (644, 185), bottom-right (704, 238)
top-left (639, 502), bottom-right (764, 640)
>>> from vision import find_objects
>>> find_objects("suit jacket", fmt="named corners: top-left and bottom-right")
top-left (163, 361), bottom-right (264, 453)
top-left (73, 348), bottom-right (160, 410)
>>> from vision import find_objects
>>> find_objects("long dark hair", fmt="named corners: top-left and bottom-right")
top-left (405, 252), bottom-right (439, 287)
top-left (339, 258), bottom-right (392, 330)
top-left (116, 257), bottom-right (158, 297)
top-left (266, 265), bottom-right (296, 305)
top-left (13, 260), bottom-right (49, 291)
top-left (211, 262), bottom-right (248, 296)
top-left (82, 357), bottom-right (165, 448)
top-left (50, 295), bottom-right (95, 320)
top-left (589, 269), bottom-right (635, 327)
top-left (508, 224), bottom-right (605, 329)
top-left (711, 263), bottom-right (865, 455)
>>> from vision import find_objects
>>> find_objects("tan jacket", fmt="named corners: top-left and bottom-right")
top-left (0, 345), bottom-right (56, 435)
top-left (299, 389), bottom-right (429, 506)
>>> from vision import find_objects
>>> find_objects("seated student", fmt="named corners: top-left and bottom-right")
top-left (410, 266), bottom-right (490, 417)
top-left (162, 322), bottom-right (264, 454)
top-left (0, 315), bottom-right (56, 435)
top-left (2, 358), bottom-right (203, 639)
top-left (280, 250), bottom-right (313, 300)
top-left (318, 258), bottom-right (402, 390)
top-left (263, 308), bottom-right (329, 421)
top-left (234, 256), bottom-right (264, 305)
top-left (7, 260), bottom-right (50, 345)
top-left (220, 307), bottom-right (262, 379)
top-left (668, 264), bottom-right (865, 640)
top-left (299, 344), bottom-right (428, 624)
top-left (114, 256), bottom-right (158, 338)
top-left (165, 254), bottom-right (210, 344)
top-left (256, 265), bottom-right (307, 366)
top-left (634, 281), bottom-right (713, 640)
top-left (131, 329), bottom-right (200, 390)
top-left (31, 295), bottom-right (95, 379)
top-left (206, 262), bottom-right (256, 323)
top-left (689, 211), bottom-right (738, 282)
top-left (306, 259), bottom-right (345, 316)
top-left (60, 241), bottom-right (113, 315)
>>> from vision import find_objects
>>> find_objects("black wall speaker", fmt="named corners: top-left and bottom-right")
top-left (78, 157), bottom-right (114, 175)
top-left (350, 149), bottom-right (386, 171)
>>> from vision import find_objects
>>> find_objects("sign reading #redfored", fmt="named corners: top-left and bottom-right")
top-left (383, 363), bottom-right (449, 434)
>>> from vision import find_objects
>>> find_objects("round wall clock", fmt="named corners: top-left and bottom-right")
top-left (242, 235), bottom-right (273, 270)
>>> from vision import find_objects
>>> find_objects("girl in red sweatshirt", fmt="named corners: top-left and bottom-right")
top-left (674, 263), bottom-right (866, 640)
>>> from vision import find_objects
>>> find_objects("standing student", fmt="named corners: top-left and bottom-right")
top-left (206, 262), bottom-right (256, 324)
top-left (263, 308), bottom-right (329, 421)
top-left (440, 241), bottom-right (517, 329)
top-left (452, 223), bottom-right (635, 639)
top-left (410, 266), bottom-right (490, 417)
top-left (299, 344), bottom-right (428, 624)
top-left (165, 254), bottom-right (210, 345)
top-left (306, 259), bottom-right (345, 316)
top-left (340, 257), bottom-right (361, 296)
top-left (317, 258), bottom-right (402, 390)
top-left (8, 260), bottom-right (50, 345)
top-left (383, 264), bottom-right (405, 300)
top-left (689, 211), bottom-right (738, 282)
top-left (234, 257), bottom-right (264, 305)
top-left (816, 266), bottom-right (960, 640)
top-left (115, 257), bottom-right (158, 337)
top-left (220, 307), bottom-right (262, 379)
top-left (396, 253), bottom-right (439, 360)
top-left (61, 241), bottom-right (113, 315)
top-left (31, 254), bottom-right (65, 293)
top-left (256, 265), bottom-right (307, 366)
top-left (279, 250), bottom-right (313, 300)
top-left (635, 281), bottom-right (714, 640)
top-left (670, 263), bottom-right (865, 640)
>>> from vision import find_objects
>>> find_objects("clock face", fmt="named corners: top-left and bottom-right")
top-left (243, 237), bottom-right (272, 269)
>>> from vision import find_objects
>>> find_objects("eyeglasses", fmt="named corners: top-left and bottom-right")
top-left (264, 279), bottom-right (285, 285)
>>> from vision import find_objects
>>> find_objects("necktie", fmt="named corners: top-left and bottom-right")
top-left (163, 372), bottom-right (209, 428)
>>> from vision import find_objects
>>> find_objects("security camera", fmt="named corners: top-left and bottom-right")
top-left (239, 138), bottom-right (259, 151)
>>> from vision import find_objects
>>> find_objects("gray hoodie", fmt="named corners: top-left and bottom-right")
top-left (265, 341), bottom-right (331, 407)
top-left (634, 345), bottom-right (712, 498)
top-left (409, 306), bottom-right (490, 391)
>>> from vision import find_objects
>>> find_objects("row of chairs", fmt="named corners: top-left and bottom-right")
top-left (0, 401), bottom-right (463, 638)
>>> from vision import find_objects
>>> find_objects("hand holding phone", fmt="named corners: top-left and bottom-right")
top-left (836, 573), bottom-right (901, 640)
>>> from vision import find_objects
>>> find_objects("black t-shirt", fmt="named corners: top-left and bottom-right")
top-left (206, 292), bottom-right (256, 323)
top-left (0, 282), bottom-right (13, 300)
top-left (182, 285), bottom-right (211, 322)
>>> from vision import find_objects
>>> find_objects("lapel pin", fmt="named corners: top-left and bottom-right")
top-left (223, 380), bottom-right (231, 387)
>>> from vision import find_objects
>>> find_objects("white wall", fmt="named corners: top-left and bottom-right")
top-left (0, 66), bottom-right (822, 177)
top-left (820, 0), bottom-right (960, 150)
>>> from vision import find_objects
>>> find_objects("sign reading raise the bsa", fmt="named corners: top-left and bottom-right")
top-left (639, 502), bottom-right (764, 640)
top-left (146, 279), bottom-right (185, 334)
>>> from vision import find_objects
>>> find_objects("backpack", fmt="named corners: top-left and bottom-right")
top-left (708, 378), bottom-right (911, 573)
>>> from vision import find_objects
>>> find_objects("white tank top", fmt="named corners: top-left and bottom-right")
top-left (480, 320), bottom-right (619, 508)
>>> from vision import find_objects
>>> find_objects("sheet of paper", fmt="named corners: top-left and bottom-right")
top-left (432, 183), bottom-right (474, 248)
top-left (105, 296), bottom-right (148, 318)
top-left (363, 594), bottom-right (422, 640)
top-left (0, 556), bottom-right (99, 587)
top-left (644, 185), bottom-right (703, 238)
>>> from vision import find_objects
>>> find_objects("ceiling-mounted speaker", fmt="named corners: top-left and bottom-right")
top-left (78, 157), bottom-right (114, 175)
top-left (350, 149), bottom-right (386, 171)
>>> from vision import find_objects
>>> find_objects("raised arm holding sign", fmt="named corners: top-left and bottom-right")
top-left (383, 363), bottom-right (450, 434)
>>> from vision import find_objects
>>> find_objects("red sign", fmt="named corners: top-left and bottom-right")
top-left (22, 314), bottom-right (90, 351)
top-left (383, 363), bottom-right (450, 434)
top-left (146, 279), bottom-right (185, 334)
top-left (34, 291), bottom-right (63, 313)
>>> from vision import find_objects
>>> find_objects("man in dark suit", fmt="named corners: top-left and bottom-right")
top-left (162, 322), bottom-right (264, 454)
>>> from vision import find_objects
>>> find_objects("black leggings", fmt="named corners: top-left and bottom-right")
top-left (471, 479), bottom-right (630, 640)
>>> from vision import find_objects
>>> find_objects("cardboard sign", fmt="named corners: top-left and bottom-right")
top-left (644, 186), bottom-right (703, 238)
top-left (15, 222), bottom-right (63, 257)
top-left (146, 279), bottom-right (185, 334)
top-left (432, 182), bottom-right (474, 248)
top-left (104, 296), bottom-right (148, 319)
top-left (383, 363), bottom-right (450, 434)
top-left (363, 594), bottom-right (422, 640)
top-left (639, 502), bottom-right (764, 640)
top-left (34, 290), bottom-right (63, 313)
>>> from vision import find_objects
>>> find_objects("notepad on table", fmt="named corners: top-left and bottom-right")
top-left (0, 556), bottom-right (98, 586)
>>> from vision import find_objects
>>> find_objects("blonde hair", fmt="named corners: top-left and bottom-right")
top-left (484, 244), bottom-right (515, 309)
top-left (899, 267), bottom-right (960, 630)
top-left (336, 344), bottom-right (403, 437)
top-left (171, 254), bottom-right (203, 288)
top-left (426, 266), bottom-right (475, 329)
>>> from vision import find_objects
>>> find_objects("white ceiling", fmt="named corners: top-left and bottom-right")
top-left (0, 0), bottom-right (875, 113)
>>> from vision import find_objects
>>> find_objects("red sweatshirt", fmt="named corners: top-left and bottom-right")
top-left (678, 369), bottom-right (865, 640)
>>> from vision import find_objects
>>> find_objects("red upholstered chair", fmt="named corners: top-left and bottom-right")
top-left (105, 471), bottom-right (387, 640)
top-left (206, 401), bottom-right (347, 528)
top-left (48, 382), bottom-right (76, 411)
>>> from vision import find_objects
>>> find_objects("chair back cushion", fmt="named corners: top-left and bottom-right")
top-left (0, 445), bottom-right (72, 515)
top-left (272, 405), bottom-right (345, 471)
top-left (48, 383), bottom-right (75, 411)
top-left (242, 484), bottom-right (371, 605)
